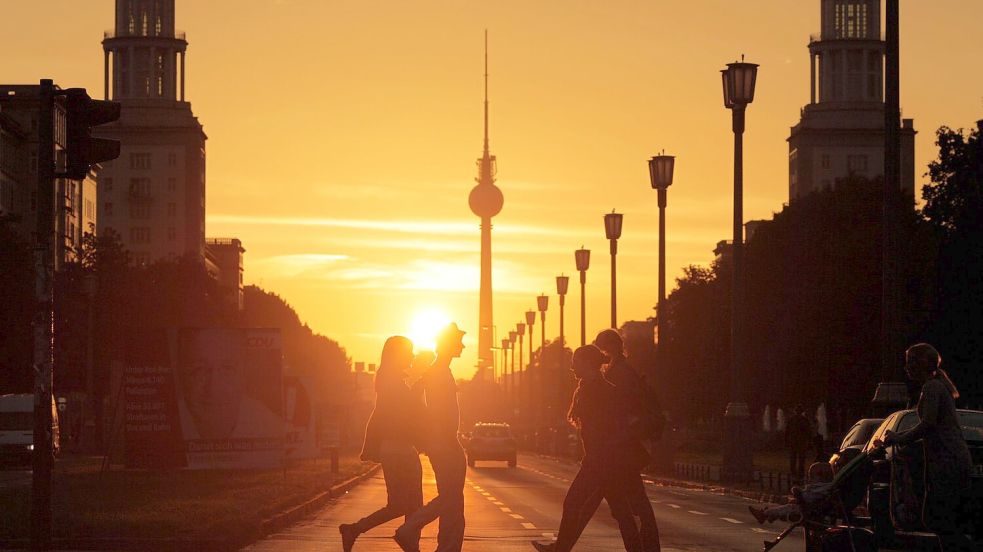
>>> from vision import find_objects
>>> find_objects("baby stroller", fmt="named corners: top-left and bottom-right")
top-left (762, 447), bottom-right (886, 552)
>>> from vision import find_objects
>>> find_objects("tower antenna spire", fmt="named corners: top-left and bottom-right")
top-left (483, 29), bottom-right (490, 155)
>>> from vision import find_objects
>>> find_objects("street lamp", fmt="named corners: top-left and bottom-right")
top-left (604, 211), bottom-right (624, 329)
top-left (537, 294), bottom-right (549, 427)
top-left (508, 330), bottom-right (518, 409)
top-left (648, 152), bottom-right (675, 371)
top-left (525, 309), bottom-right (536, 430)
top-left (516, 322), bottom-right (525, 403)
top-left (721, 58), bottom-right (758, 483)
top-left (555, 275), bottom-right (569, 428)
top-left (500, 338), bottom-right (510, 386)
top-left (575, 248), bottom-right (591, 346)
top-left (555, 275), bottom-right (569, 348)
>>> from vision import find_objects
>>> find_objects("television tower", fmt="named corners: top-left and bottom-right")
top-left (469, 31), bottom-right (504, 380)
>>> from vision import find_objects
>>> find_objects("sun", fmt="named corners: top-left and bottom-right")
top-left (408, 308), bottom-right (451, 352)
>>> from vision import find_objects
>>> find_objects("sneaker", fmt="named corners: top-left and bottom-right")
top-left (531, 541), bottom-right (557, 552)
top-left (393, 529), bottom-right (420, 552)
top-left (748, 505), bottom-right (767, 525)
top-left (339, 524), bottom-right (358, 552)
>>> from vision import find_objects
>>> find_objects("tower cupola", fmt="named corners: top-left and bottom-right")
top-left (808, 0), bottom-right (883, 104)
top-left (102, 0), bottom-right (189, 102)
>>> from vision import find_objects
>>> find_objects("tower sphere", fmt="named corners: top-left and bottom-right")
top-left (469, 183), bottom-right (504, 218)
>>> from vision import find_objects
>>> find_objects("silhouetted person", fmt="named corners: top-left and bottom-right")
top-left (883, 344), bottom-right (975, 551)
top-left (395, 323), bottom-right (467, 552)
top-left (785, 406), bottom-right (811, 482)
top-left (594, 329), bottom-right (662, 552)
top-left (339, 336), bottom-right (425, 552)
top-left (532, 345), bottom-right (644, 552)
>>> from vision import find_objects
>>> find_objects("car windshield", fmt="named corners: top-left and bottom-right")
top-left (894, 410), bottom-right (983, 442)
top-left (0, 412), bottom-right (33, 431)
top-left (474, 427), bottom-right (510, 438)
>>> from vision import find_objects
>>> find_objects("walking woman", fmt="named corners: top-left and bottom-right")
top-left (883, 343), bottom-right (975, 551)
top-left (339, 336), bottom-right (425, 552)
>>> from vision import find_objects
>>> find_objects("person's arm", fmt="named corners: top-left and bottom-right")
top-left (888, 380), bottom-right (943, 446)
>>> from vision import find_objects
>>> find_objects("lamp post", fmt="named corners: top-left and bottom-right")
top-left (575, 248), bottom-right (591, 346)
top-left (555, 275), bottom-right (569, 348)
top-left (516, 322), bottom-right (525, 419)
top-left (500, 338), bottom-right (510, 386)
top-left (604, 211), bottom-right (624, 329)
top-left (555, 275), bottom-right (569, 428)
top-left (508, 330), bottom-right (518, 411)
top-left (524, 309), bottom-right (536, 428)
top-left (536, 294), bottom-right (549, 427)
top-left (648, 153), bottom-right (675, 373)
top-left (721, 58), bottom-right (758, 483)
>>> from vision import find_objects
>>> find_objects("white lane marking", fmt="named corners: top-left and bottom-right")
top-left (500, 507), bottom-right (513, 513)
top-left (485, 495), bottom-right (497, 501)
top-left (721, 517), bottom-right (743, 524)
top-left (752, 528), bottom-right (777, 535)
top-left (522, 522), bottom-right (537, 529)
top-left (492, 501), bottom-right (504, 506)
top-left (480, 492), bottom-right (491, 496)
top-left (666, 503), bottom-right (681, 509)
top-left (687, 510), bottom-right (708, 516)
top-left (541, 532), bottom-right (556, 540)
top-left (510, 513), bottom-right (525, 519)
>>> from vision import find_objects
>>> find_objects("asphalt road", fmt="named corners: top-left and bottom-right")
top-left (244, 453), bottom-right (803, 552)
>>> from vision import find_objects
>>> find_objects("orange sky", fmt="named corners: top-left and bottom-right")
top-left (3, 1), bottom-right (982, 379)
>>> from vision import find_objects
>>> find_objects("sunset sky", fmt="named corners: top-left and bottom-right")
top-left (3, 1), bottom-right (982, 378)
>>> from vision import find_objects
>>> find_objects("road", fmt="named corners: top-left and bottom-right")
top-left (244, 453), bottom-right (802, 552)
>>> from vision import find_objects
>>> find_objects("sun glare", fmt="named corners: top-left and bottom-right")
top-left (408, 308), bottom-right (451, 352)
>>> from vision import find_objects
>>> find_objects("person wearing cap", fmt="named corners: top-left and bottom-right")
top-left (395, 323), bottom-right (467, 552)
top-left (532, 344), bottom-right (643, 552)
top-left (594, 329), bottom-right (661, 552)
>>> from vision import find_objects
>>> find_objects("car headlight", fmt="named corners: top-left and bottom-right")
top-left (26, 444), bottom-right (34, 451)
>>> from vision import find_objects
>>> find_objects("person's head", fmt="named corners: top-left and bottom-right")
top-left (178, 328), bottom-right (244, 439)
top-left (435, 323), bottom-right (466, 359)
top-left (571, 345), bottom-right (605, 381)
top-left (905, 343), bottom-right (941, 383)
top-left (377, 335), bottom-right (414, 391)
top-left (593, 329), bottom-right (624, 359)
top-left (409, 350), bottom-right (436, 379)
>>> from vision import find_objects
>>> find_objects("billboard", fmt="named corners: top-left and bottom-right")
top-left (124, 328), bottom-right (284, 469)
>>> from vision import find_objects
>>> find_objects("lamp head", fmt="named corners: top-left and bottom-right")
top-left (648, 153), bottom-right (675, 190)
top-left (556, 275), bottom-right (570, 296)
top-left (722, 59), bottom-right (759, 108)
top-left (575, 248), bottom-right (591, 272)
top-left (525, 310), bottom-right (536, 326)
top-left (604, 211), bottom-right (623, 240)
top-left (537, 294), bottom-right (549, 312)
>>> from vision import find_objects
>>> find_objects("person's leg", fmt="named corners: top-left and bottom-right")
top-left (601, 473), bottom-right (643, 552)
top-left (433, 445), bottom-right (467, 552)
top-left (553, 467), bottom-right (605, 552)
top-left (625, 472), bottom-right (660, 552)
top-left (396, 454), bottom-right (442, 551)
top-left (925, 483), bottom-right (975, 552)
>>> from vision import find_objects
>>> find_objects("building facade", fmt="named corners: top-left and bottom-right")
top-left (205, 238), bottom-right (245, 311)
top-left (0, 85), bottom-right (99, 265)
top-left (788, 0), bottom-right (916, 201)
top-left (95, 0), bottom-right (207, 264)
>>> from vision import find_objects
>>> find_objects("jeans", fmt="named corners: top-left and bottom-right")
top-left (398, 444), bottom-right (467, 552)
top-left (354, 453), bottom-right (423, 538)
top-left (554, 463), bottom-right (643, 552)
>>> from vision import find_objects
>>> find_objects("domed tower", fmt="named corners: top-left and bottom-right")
top-left (469, 32), bottom-right (504, 380)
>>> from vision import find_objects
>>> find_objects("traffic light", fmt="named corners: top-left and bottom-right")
top-left (63, 89), bottom-right (121, 180)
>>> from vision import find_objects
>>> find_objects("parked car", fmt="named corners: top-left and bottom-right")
top-left (862, 408), bottom-right (983, 544)
top-left (465, 422), bottom-right (517, 468)
top-left (0, 393), bottom-right (60, 464)
top-left (828, 418), bottom-right (883, 473)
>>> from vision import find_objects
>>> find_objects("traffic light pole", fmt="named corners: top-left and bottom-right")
top-left (31, 78), bottom-right (56, 552)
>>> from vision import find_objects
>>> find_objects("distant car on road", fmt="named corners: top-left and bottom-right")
top-left (0, 394), bottom-right (60, 465)
top-left (828, 418), bottom-right (883, 473)
top-left (465, 422), bottom-right (517, 468)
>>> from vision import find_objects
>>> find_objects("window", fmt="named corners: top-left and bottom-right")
top-left (130, 203), bottom-right (151, 220)
top-left (85, 200), bottom-right (94, 220)
top-left (129, 178), bottom-right (152, 197)
top-left (167, 202), bottom-right (176, 217)
top-left (130, 227), bottom-right (151, 243)
top-left (168, 153), bottom-right (178, 167)
top-left (104, 177), bottom-right (113, 192)
top-left (104, 202), bottom-right (113, 216)
top-left (821, 154), bottom-right (831, 169)
top-left (129, 153), bottom-right (152, 169)
top-left (168, 227), bottom-right (176, 241)
top-left (847, 154), bottom-right (868, 173)
top-left (167, 177), bottom-right (176, 192)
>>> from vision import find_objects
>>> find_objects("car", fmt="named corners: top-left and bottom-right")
top-left (828, 418), bottom-right (883, 473)
top-left (862, 408), bottom-right (983, 544)
top-left (0, 393), bottom-right (60, 465)
top-left (465, 422), bottom-right (517, 468)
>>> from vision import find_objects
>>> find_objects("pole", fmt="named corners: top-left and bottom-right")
top-left (558, 294), bottom-right (565, 425)
top-left (517, 332), bottom-right (524, 418)
top-left (657, 188), bottom-right (667, 371)
top-left (610, 240), bottom-right (618, 329)
top-left (579, 272), bottom-right (586, 346)
top-left (722, 105), bottom-right (752, 483)
top-left (527, 325), bottom-right (534, 430)
top-left (540, 311), bottom-right (546, 427)
top-left (510, 342), bottom-right (515, 413)
top-left (882, 0), bottom-right (901, 382)
top-left (32, 78), bottom-right (56, 551)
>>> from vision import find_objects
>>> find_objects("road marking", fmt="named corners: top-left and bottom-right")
top-left (485, 495), bottom-right (497, 501)
top-left (492, 501), bottom-right (504, 506)
top-left (510, 513), bottom-right (525, 519)
top-left (522, 522), bottom-right (537, 529)
top-left (541, 532), bottom-right (556, 540)
top-left (687, 510), bottom-right (708, 515)
top-left (751, 528), bottom-right (777, 535)
top-left (500, 507), bottom-right (513, 513)
top-left (666, 503), bottom-right (681, 509)
top-left (721, 517), bottom-right (743, 524)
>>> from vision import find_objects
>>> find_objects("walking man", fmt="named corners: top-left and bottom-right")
top-left (395, 323), bottom-right (467, 552)
top-left (785, 406), bottom-right (811, 482)
top-left (594, 329), bottom-right (662, 552)
top-left (532, 344), bottom-right (646, 552)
